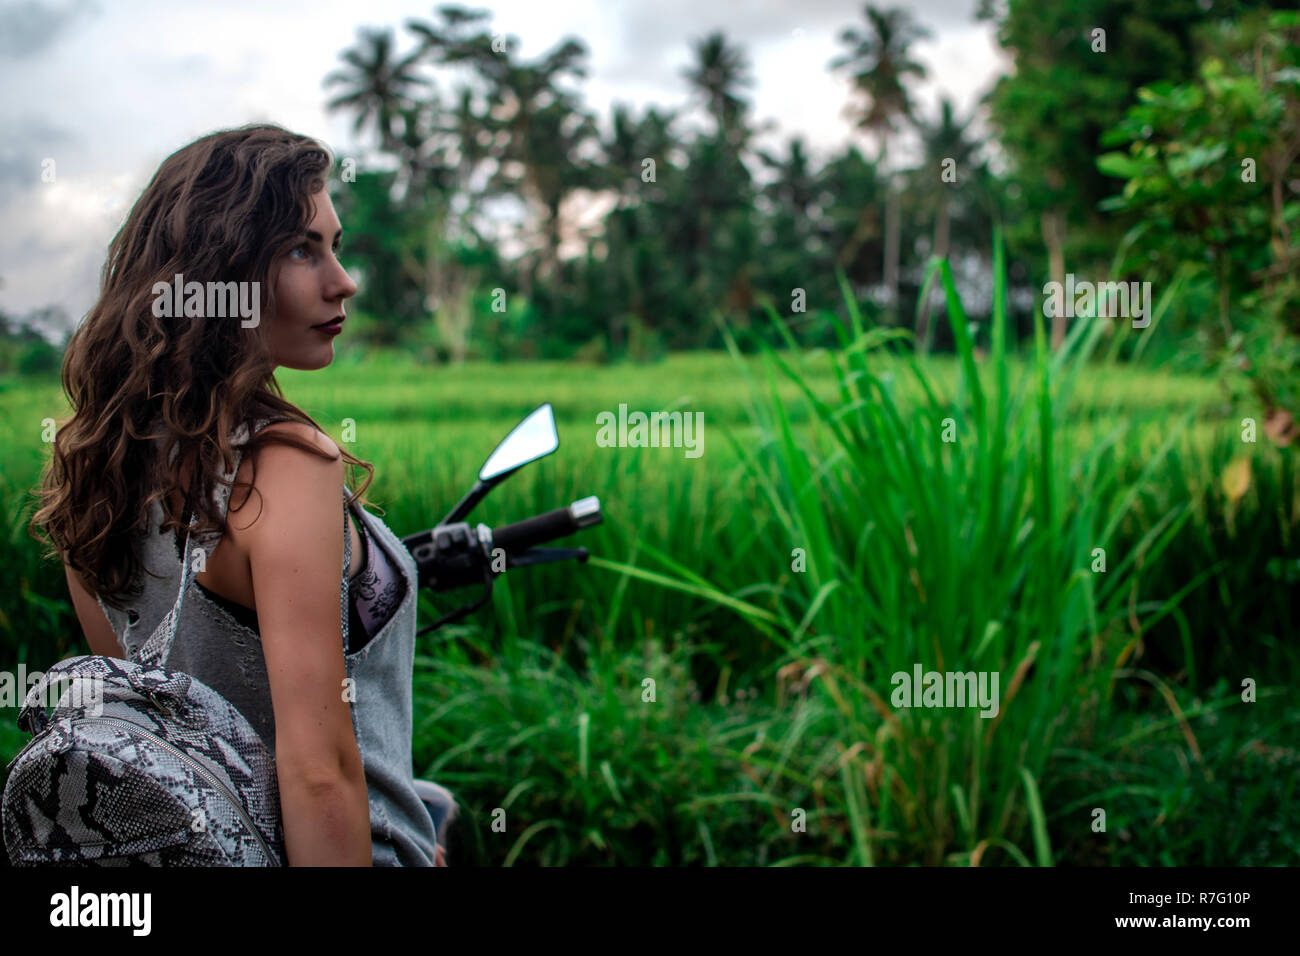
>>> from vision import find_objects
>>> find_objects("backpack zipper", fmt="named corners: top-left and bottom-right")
top-left (87, 715), bottom-right (278, 863)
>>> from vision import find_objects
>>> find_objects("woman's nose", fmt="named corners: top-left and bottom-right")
top-left (330, 262), bottom-right (359, 300)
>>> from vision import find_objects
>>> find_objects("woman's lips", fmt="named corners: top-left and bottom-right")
top-left (313, 317), bottom-right (344, 335)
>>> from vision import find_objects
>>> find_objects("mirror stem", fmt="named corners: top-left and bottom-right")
top-left (441, 470), bottom-right (520, 525)
top-left (442, 479), bottom-right (489, 525)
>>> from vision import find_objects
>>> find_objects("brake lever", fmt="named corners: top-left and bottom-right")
top-left (503, 546), bottom-right (589, 570)
top-left (413, 546), bottom-right (587, 636)
top-left (415, 565), bottom-right (495, 637)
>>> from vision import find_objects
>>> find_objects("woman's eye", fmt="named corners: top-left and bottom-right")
top-left (289, 242), bottom-right (341, 260)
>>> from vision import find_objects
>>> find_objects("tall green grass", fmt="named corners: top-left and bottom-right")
top-left (601, 231), bottom-right (1221, 864)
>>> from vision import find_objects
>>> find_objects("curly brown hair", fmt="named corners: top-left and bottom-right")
top-left (29, 123), bottom-right (374, 611)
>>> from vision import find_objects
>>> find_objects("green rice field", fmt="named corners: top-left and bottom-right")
top-left (1, 307), bottom-right (1296, 866)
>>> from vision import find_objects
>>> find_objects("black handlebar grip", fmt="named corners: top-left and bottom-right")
top-left (492, 497), bottom-right (601, 554)
top-left (492, 507), bottom-right (578, 554)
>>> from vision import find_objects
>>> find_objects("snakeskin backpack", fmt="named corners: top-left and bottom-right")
top-left (2, 516), bottom-right (287, 866)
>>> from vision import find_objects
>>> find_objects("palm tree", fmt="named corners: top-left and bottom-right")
top-left (679, 31), bottom-right (761, 329)
top-left (324, 27), bottom-right (431, 169)
top-left (682, 31), bottom-right (755, 146)
top-left (758, 137), bottom-right (818, 223)
top-left (441, 85), bottom-right (493, 233)
top-left (408, 9), bottom-right (596, 283)
top-left (600, 104), bottom-right (680, 349)
top-left (912, 97), bottom-right (985, 349)
top-left (757, 137), bottom-right (818, 254)
top-left (604, 103), bottom-right (677, 201)
top-left (755, 136), bottom-right (832, 337)
top-left (831, 5), bottom-right (931, 321)
top-left (488, 40), bottom-right (597, 277)
top-left (522, 93), bottom-right (601, 269)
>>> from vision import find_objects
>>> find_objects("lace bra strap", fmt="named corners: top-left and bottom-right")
top-left (342, 490), bottom-right (359, 657)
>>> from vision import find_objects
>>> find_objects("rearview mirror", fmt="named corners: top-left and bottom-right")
top-left (479, 404), bottom-right (559, 482)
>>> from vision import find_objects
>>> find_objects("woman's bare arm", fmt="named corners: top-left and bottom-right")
top-left (242, 422), bottom-right (371, 866)
top-left (63, 560), bottom-right (123, 659)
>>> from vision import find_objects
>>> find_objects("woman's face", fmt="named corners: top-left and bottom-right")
top-left (261, 191), bottom-right (358, 371)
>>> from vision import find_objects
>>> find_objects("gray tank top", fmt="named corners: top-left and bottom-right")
top-left (93, 415), bottom-right (441, 866)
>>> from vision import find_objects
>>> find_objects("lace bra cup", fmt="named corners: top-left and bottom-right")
top-left (185, 507), bottom-right (407, 656)
top-left (346, 511), bottom-right (409, 653)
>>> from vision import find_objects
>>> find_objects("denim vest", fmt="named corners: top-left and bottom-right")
top-left (94, 416), bottom-right (440, 866)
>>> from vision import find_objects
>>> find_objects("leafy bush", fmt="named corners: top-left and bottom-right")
top-left (621, 233), bottom-right (1212, 864)
top-left (1098, 10), bottom-right (1300, 425)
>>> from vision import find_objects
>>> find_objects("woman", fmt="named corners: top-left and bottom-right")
top-left (29, 123), bottom-right (451, 866)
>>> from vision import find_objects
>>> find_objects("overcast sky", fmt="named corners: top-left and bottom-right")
top-left (0, 0), bottom-right (1005, 334)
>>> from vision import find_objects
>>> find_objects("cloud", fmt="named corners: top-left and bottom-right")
top-left (0, 0), bottom-right (100, 60)
top-left (0, 114), bottom-right (79, 203)
top-left (589, 0), bottom-right (993, 159)
top-left (0, 180), bottom-right (120, 331)
top-left (602, 0), bottom-right (985, 82)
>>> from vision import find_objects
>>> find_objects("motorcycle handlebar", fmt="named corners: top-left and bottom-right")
top-left (491, 496), bottom-right (602, 554)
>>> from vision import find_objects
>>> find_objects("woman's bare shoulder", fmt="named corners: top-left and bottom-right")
top-left (227, 420), bottom-right (344, 526)
top-left (255, 420), bottom-right (343, 459)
